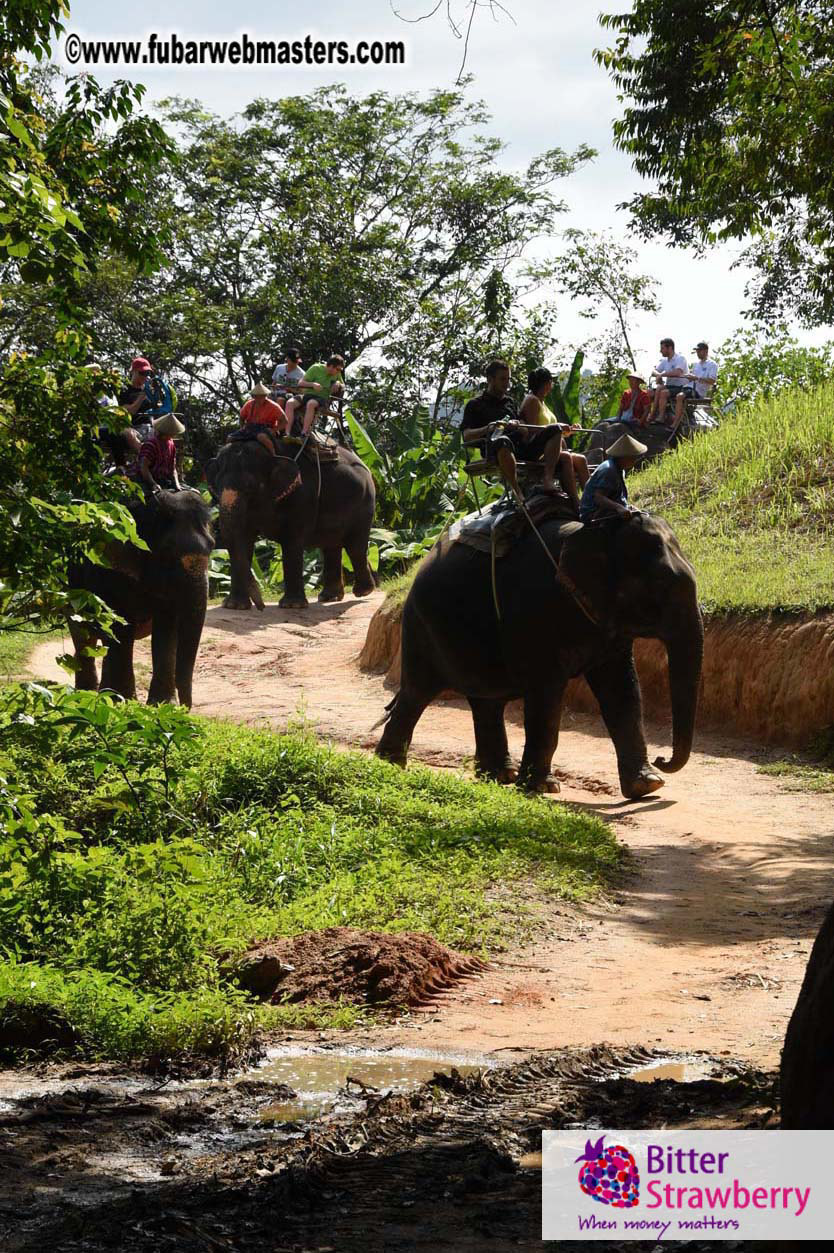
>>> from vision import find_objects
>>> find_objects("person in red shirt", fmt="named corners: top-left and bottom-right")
top-left (616, 372), bottom-right (652, 429)
top-left (137, 413), bottom-right (184, 494)
top-left (239, 382), bottom-right (286, 454)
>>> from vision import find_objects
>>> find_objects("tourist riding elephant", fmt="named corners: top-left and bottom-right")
top-left (68, 490), bottom-right (214, 706)
top-left (205, 439), bottom-right (376, 610)
top-left (376, 512), bottom-right (703, 799)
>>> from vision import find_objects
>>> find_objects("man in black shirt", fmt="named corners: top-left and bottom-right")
top-left (461, 359), bottom-right (565, 502)
top-left (117, 356), bottom-right (155, 453)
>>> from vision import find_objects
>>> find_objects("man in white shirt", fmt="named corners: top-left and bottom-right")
top-left (649, 337), bottom-right (691, 427)
top-left (271, 348), bottom-right (305, 402)
top-left (687, 341), bottom-right (718, 401)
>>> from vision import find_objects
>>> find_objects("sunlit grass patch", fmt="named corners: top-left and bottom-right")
top-left (757, 759), bottom-right (834, 793)
top-left (633, 381), bottom-right (834, 612)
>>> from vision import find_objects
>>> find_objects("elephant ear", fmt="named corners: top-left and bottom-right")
top-left (557, 524), bottom-right (612, 625)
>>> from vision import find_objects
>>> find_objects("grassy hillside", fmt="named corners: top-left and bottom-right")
top-left (632, 381), bottom-right (834, 613)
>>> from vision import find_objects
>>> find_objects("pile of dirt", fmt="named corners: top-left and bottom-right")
top-left (234, 926), bottom-right (487, 1007)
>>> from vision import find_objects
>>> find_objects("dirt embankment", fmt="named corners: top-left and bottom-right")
top-left (361, 601), bottom-right (834, 747)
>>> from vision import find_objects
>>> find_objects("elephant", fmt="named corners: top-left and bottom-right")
top-left (376, 511), bottom-right (703, 799)
top-left (781, 901), bottom-right (834, 1128)
top-left (68, 490), bottom-right (214, 706)
top-left (205, 439), bottom-right (376, 610)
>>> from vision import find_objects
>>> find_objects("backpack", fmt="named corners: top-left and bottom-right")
top-left (143, 376), bottom-right (175, 417)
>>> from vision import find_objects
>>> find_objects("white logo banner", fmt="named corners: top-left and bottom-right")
top-left (543, 1130), bottom-right (829, 1241)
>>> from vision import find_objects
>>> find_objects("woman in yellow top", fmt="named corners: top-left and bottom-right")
top-left (518, 367), bottom-right (589, 511)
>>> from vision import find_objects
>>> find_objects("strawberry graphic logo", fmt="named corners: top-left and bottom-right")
top-left (576, 1135), bottom-right (640, 1208)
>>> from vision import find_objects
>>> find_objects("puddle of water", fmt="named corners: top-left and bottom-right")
top-left (251, 1046), bottom-right (496, 1123)
top-left (519, 1152), bottom-right (542, 1170)
top-left (629, 1059), bottom-right (713, 1084)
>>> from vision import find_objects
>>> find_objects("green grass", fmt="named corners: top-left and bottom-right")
top-left (0, 688), bottom-right (620, 1066)
top-left (380, 565), bottom-right (422, 614)
top-left (756, 758), bottom-right (834, 793)
top-left (632, 381), bottom-right (834, 613)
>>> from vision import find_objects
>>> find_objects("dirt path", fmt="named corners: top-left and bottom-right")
top-left (30, 592), bottom-right (834, 1070)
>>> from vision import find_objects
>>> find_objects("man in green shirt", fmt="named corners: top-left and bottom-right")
top-left (285, 353), bottom-right (345, 436)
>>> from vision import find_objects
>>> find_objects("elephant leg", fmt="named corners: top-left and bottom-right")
top-left (68, 622), bottom-right (99, 691)
top-left (517, 681), bottom-right (567, 793)
top-left (376, 687), bottom-right (439, 768)
top-left (346, 535), bottom-right (376, 598)
top-left (468, 697), bottom-right (515, 783)
top-left (100, 624), bottom-right (136, 700)
top-left (147, 612), bottom-right (178, 705)
top-left (280, 538), bottom-right (308, 608)
top-left (584, 650), bottom-right (663, 799)
top-left (175, 590), bottom-right (207, 710)
top-left (319, 546), bottom-right (345, 603)
top-left (222, 509), bottom-right (254, 611)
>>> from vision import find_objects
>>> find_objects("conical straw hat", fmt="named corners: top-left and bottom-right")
top-left (607, 433), bottom-right (647, 458)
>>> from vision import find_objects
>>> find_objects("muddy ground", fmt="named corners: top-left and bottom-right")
top-left (1, 1046), bottom-right (776, 1252)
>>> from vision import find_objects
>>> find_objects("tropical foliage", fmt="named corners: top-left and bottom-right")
top-left (0, 3), bottom-right (170, 638)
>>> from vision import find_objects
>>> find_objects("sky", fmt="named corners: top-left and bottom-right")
top-left (54, 1), bottom-right (828, 372)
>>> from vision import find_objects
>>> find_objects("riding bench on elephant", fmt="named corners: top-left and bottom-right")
top-left (206, 424), bottom-right (376, 610)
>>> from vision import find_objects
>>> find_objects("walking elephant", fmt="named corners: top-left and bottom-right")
top-left (205, 440), bottom-right (376, 610)
top-left (68, 490), bottom-right (214, 706)
top-left (376, 512), bottom-right (703, 799)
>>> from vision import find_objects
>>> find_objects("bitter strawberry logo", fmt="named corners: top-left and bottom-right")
top-left (576, 1135), bottom-right (640, 1208)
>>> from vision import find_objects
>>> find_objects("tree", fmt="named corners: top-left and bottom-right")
top-left (596, 1), bottom-right (834, 325)
top-left (0, 3), bottom-right (170, 635)
top-left (544, 228), bottom-right (659, 371)
top-left (5, 84), bottom-right (591, 459)
top-left (390, 1), bottom-right (516, 84)
top-left (711, 322), bottom-right (834, 411)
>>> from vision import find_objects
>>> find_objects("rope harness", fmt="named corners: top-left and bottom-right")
top-left (489, 488), bottom-right (601, 628)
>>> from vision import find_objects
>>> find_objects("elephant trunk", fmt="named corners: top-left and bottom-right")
top-left (654, 602), bottom-right (704, 774)
top-left (175, 566), bottom-right (208, 709)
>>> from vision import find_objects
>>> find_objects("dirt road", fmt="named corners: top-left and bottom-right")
top-left (30, 591), bottom-right (834, 1069)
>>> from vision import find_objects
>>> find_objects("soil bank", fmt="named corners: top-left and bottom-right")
top-left (361, 598), bottom-right (834, 747)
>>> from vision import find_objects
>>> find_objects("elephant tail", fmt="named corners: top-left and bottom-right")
top-left (369, 691), bottom-right (400, 732)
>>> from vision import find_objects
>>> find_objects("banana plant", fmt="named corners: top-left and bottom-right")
top-left (547, 348), bottom-right (584, 425)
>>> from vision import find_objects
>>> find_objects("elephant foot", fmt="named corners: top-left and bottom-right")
top-left (223, 594), bottom-right (253, 611)
top-left (376, 745), bottom-right (407, 768)
top-left (622, 766), bottom-right (665, 800)
top-left (147, 691), bottom-right (178, 706)
top-left (319, 587), bottom-right (345, 604)
top-left (518, 772), bottom-right (561, 794)
top-left (353, 582), bottom-right (376, 598)
top-left (280, 594), bottom-right (309, 609)
top-left (476, 760), bottom-right (518, 785)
